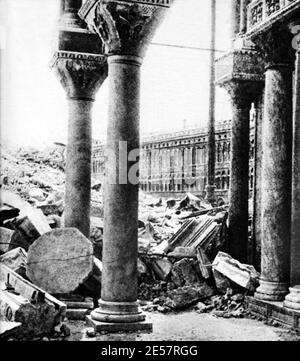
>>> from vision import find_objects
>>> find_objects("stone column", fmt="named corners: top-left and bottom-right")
top-left (51, 52), bottom-right (107, 237)
top-left (239, 0), bottom-right (251, 34)
top-left (52, 1), bottom-right (107, 237)
top-left (230, 0), bottom-right (240, 42)
top-left (100, 53), bottom-right (142, 312)
top-left (284, 46), bottom-right (300, 310)
top-left (255, 30), bottom-right (294, 301)
top-left (251, 91), bottom-right (264, 270)
top-left (225, 81), bottom-right (252, 263)
top-left (206, 0), bottom-right (216, 203)
top-left (80, 0), bottom-right (174, 332)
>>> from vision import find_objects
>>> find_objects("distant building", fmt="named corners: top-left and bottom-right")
top-left (92, 119), bottom-right (255, 205)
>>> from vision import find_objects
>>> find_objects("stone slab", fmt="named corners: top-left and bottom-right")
top-left (86, 315), bottom-right (153, 333)
top-left (66, 309), bottom-right (91, 321)
top-left (246, 296), bottom-right (300, 330)
top-left (0, 321), bottom-right (22, 339)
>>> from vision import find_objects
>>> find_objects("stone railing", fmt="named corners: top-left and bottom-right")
top-left (247, 0), bottom-right (300, 31)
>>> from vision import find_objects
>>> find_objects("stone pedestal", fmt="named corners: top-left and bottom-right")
top-left (284, 286), bottom-right (300, 310)
top-left (255, 61), bottom-right (294, 301)
top-left (51, 51), bottom-right (107, 237)
top-left (80, 0), bottom-right (174, 332)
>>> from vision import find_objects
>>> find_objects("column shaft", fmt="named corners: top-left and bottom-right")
top-left (252, 92), bottom-right (264, 270)
top-left (228, 85), bottom-right (251, 263)
top-left (284, 50), bottom-right (300, 310)
top-left (255, 65), bottom-right (293, 300)
top-left (64, 99), bottom-right (93, 237)
top-left (291, 51), bottom-right (300, 286)
top-left (239, 0), bottom-right (250, 34)
top-left (230, 0), bottom-right (241, 41)
top-left (102, 55), bottom-right (141, 304)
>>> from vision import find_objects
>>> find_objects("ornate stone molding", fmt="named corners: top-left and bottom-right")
top-left (51, 51), bottom-right (108, 101)
top-left (216, 48), bottom-right (265, 85)
top-left (247, 0), bottom-right (300, 34)
top-left (79, 0), bottom-right (174, 57)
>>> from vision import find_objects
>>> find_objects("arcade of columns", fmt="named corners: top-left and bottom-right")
top-left (52, 0), bottom-right (176, 332)
top-left (52, 0), bottom-right (300, 333)
top-left (216, 0), bottom-right (300, 308)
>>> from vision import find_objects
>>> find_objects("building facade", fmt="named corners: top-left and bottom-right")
top-left (92, 119), bottom-right (255, 204)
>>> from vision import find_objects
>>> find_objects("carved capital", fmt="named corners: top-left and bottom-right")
top-left (79, 0), bottom-right (174, 58)
top-left (223, 80), bottom-right (264, 108)
top-left (51, 51), bottom-right (108, 101)
top-left (252, 25), bottom-right (295, 69)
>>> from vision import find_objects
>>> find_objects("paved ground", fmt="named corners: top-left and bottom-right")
top-left (66, 311), bottom-right (300, 341)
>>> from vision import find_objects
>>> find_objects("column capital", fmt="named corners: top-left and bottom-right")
top-left (50, 51), bottom-right (108, 101)
top-left (222, 80), bottom-right (263, 108)
top-left (79, 0), bottom-right (174, 58)
top-left (252, 26), bottom-right (295, 70)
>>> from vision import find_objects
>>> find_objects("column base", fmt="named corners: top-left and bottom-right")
top-left (87, 300), bottom-right (152, 333)
top-left (254, 280), bottom-right (289, 301)
top-left (86, 315), bottom-right (153, 333)
top-left (283, 286), bottom-right (300, 310)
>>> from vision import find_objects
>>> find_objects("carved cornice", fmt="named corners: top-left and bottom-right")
top-left (79, 0), bottom-right (174, 57)
top-left (51, 51), bottom-right (108, 101)
top-left (216, 48), bottom-right (265, 85)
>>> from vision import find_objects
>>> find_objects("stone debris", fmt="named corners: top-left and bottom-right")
top-left (9, 208), bottom-right (51, 251)
top-left (213, 269), bottom-right (232, 294)
top-left (196, 247), bottom-right (212, 280)
top-left (0, 227), bottom-right (14, 253)
top-left (171, 258), bottom-right (201, 287)
top-left (149, 257), bottom-right (173, 281)
top-left (0, 321), bottom-right (22, 340)
top-left (0, 247), bottom-right (27, 277)
top-left (163, 283), bottom-right (215, 310)
top-left (212, 251), bottom-right (260, 291)
top-left (178, 192), bottom-right (212, 212)
top-left (26, 228), bottom-right (95, 294)
top-left (0, 203), bottom-right (20, 220)
top-left (0, 264), bottom-right (66, 338)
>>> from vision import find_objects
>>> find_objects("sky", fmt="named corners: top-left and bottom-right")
top-left (0, 0), bottom-right (232, 147)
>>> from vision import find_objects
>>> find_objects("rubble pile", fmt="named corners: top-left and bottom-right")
top-left (1, 144), bottom-right (103, 220)
top-left (1, 145), bottom-right (65, 204)
top-left (0, 145), bottom-right (104, 339)
top-left (0, 145), bottom-right (261, 339)
top-left (135, 194), bottom-right (260, 319)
